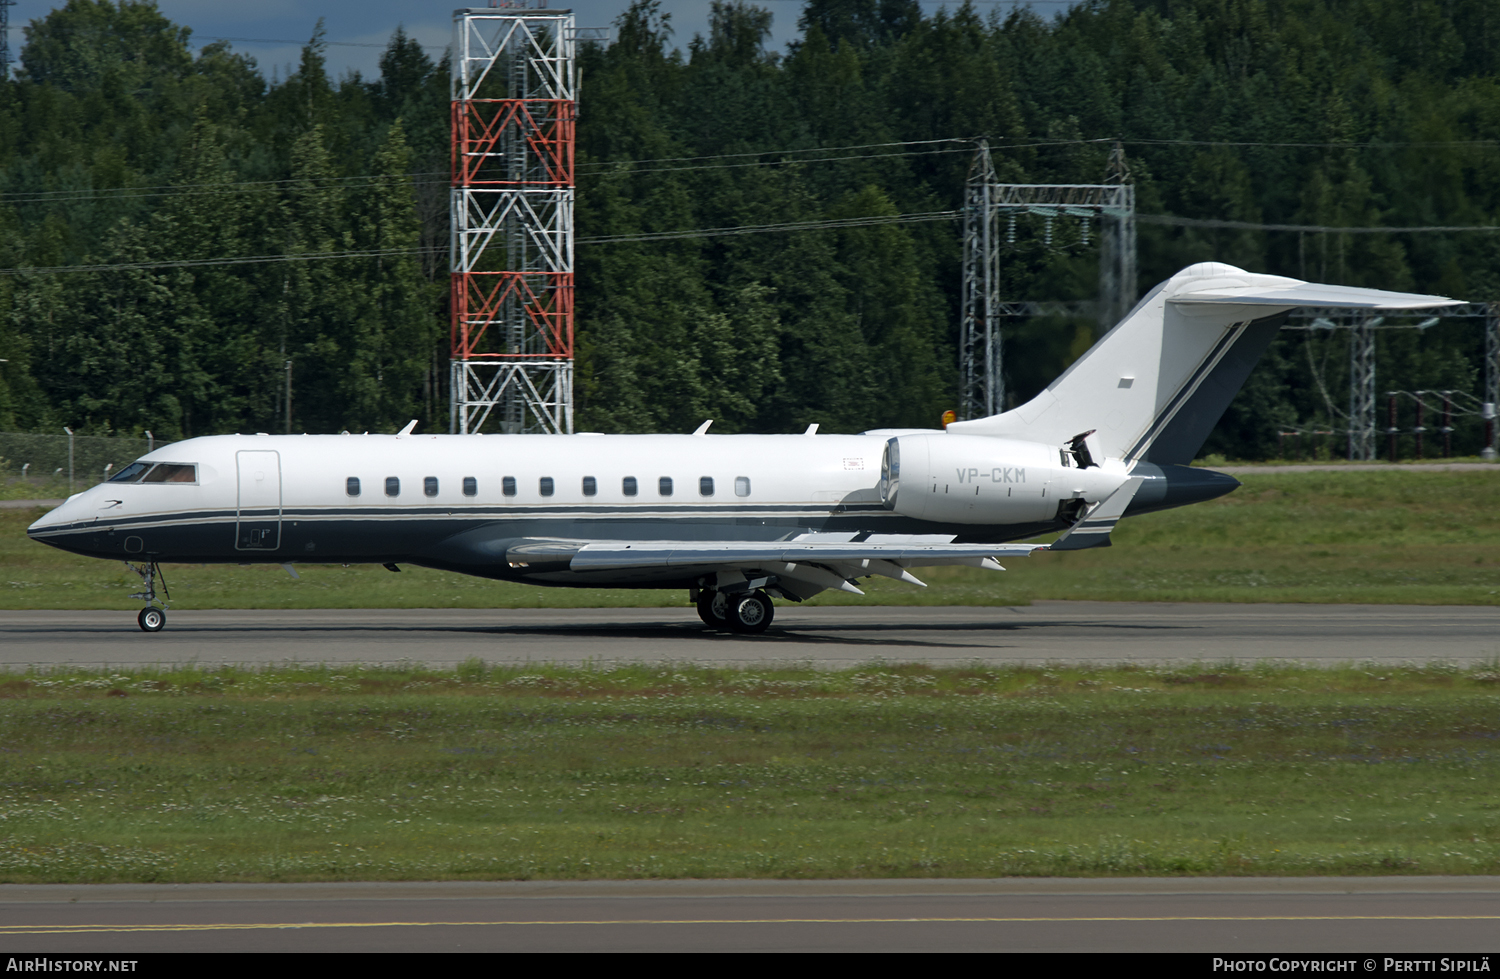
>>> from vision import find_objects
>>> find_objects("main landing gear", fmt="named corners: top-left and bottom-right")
top-left (126, 561), bottom-right (170, 633)
top-left (695, 588), bottom-right (774, 634)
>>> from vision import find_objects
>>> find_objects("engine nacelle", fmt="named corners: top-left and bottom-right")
top-left (880, 433), bottom-right (1125, 525)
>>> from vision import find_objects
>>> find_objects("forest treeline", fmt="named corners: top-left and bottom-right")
top-left (2, 0), bottom-right (1500, 457)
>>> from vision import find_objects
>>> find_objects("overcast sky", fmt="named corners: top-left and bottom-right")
top-left (5, 2), bottom-right (1074, 81)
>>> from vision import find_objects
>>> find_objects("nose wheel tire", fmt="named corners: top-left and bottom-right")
top-left (726, 591), bottom-right (774, 634)
top-left (137, 607), bottom-right (165, 632)
top-left (696, 590), bottom-right (729, 628)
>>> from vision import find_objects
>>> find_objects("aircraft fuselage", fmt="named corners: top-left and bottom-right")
top-left (26, 431), bottom-right (1233, 589)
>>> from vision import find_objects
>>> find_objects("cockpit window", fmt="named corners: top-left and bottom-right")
top-left (140, 464), bottom-right (197, 484)
top-left (108, 462), bottom-right (152, 483)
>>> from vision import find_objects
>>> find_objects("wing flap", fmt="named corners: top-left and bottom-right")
top-left (567, 540), bottom-right (1041, 572)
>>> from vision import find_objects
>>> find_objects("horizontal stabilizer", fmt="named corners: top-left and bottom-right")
top-left (1170, 281), bottom-right (1462, 310)
top-left (1049, 476), bottom-right (1144, 551)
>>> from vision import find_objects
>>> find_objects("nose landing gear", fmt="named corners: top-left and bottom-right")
top-left (126, 561), bottom-right (170, 632)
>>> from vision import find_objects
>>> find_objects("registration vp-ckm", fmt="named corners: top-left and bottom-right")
top-left (956, 467), bottom-right (1027, 484)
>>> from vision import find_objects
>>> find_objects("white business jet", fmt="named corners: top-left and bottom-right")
top-left (28, 263), bottom-right (1459, 633)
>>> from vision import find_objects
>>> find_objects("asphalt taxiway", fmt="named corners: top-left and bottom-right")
top-left (0, 602), bottom-right (1495, 667)
top-left (1, 878), bottom-right (1497, 952)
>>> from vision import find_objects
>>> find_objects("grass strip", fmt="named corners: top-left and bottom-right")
top-left (0, 660), bottom-right (1497, 882)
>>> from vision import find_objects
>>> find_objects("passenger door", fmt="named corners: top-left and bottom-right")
top-left (235, 450), bottom-right (282, 551)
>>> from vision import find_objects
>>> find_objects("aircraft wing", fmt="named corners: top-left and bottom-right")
top-left (505, 535), bottom-right (1043, 599)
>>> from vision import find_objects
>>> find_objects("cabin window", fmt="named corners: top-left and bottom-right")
top-left (502, 476), bottom-right (517, 497)
top-left (385, 477), bottom-right (400, 497)
top-left (699, 476), bottom-right (714, 497)
top-left (622, 476), bottom-right (638, 497)
top-left (539, 477), bottom-right (555, 497)
top-left (463, 477), bottom-right (477, 497)
top-left (582, 476), bottom-right (597, 497)
top-left (424, 476), bottom-right (438, 498)
top-left (659, 476), bottom-right (673, 497)
top-left (109, 462), bottom-right (151, 483)
top-left (735, 476), bottom-right (751, 497)
top-left (141, 463), bottom-right (197, 483)
top-left (346, 477), bottom-right (361, 497)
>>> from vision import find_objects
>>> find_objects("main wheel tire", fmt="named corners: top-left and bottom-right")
top-left (726, 591), bottom-right (774, 634)
top-left (696, 590), bottom-right (728, 628)
top-left (137, 607), bottom-right (165, 633)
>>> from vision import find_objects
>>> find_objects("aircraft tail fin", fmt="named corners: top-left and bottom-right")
top-left (946, 263), bottom-right (1460, 466)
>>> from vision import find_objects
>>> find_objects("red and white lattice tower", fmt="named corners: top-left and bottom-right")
top-left (451, 7), bottom-right (576, 434)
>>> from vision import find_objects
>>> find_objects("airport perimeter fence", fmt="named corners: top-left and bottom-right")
top-left (0, 431), bottom-right (171, 499)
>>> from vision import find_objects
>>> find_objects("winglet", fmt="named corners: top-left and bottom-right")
top-left (693, 420), bottom-right (713, 436)
top-left (397, 419), bottom-right (418, 437)
top-left (804, 423), bottom-right (819, 436)
top-left (1049, 476), bottom-right (1145, 551)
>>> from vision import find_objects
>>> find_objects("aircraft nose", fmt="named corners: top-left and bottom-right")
top-left (28, 505), bottom-right (65, 536)
top-left (27, 493), bottom-right (86, 537)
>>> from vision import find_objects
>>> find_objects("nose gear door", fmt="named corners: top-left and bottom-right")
top-left (236, 450), bottom-right (282, 551)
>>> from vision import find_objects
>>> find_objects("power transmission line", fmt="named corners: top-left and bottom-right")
top-left (0, 140), bottom-right (974, 208)
top-left (8, 133), bottom-right (1500, 209)
top-left (11, 205), bottom-right (1500, 276)
top-left (192, 35), bottom-right (444, 51)
top-left (0, 25), bottom-right (448, 52)
top-left (1121, 137), bottom-right (1500, 149)
top-left (581, 145), bottom-right (974, 176)
top-left (0, 172), bottom-right (447, 206)
top-left (578, 209), bottom-right (961, 244)
top-left (1138, 214), bottom-right (1500, 234)
top-left (0, 210), bottom-right (961, 275)
top-left (579, 137), bottom-right (977, 170)
top-left (0, 245), bottom-right (442, 277)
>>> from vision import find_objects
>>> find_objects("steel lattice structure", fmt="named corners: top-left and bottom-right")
top-left (0, 0), bottom-right (16, 80)
top-left (960, 143), bottom-right (1003, 420)
top-left (1286, 305), bottom-right (1500, 460)
top-left (1486, 304), bottom-right (1500, 459)
top-left (450, 7), bottom-right (577, 434)
top-left (1346, 318), bottom-right (1378, 460)
top-left (987, 183), bottom-right (1137, 328)
top-left (959, 142), bottom-right (1136, 421)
